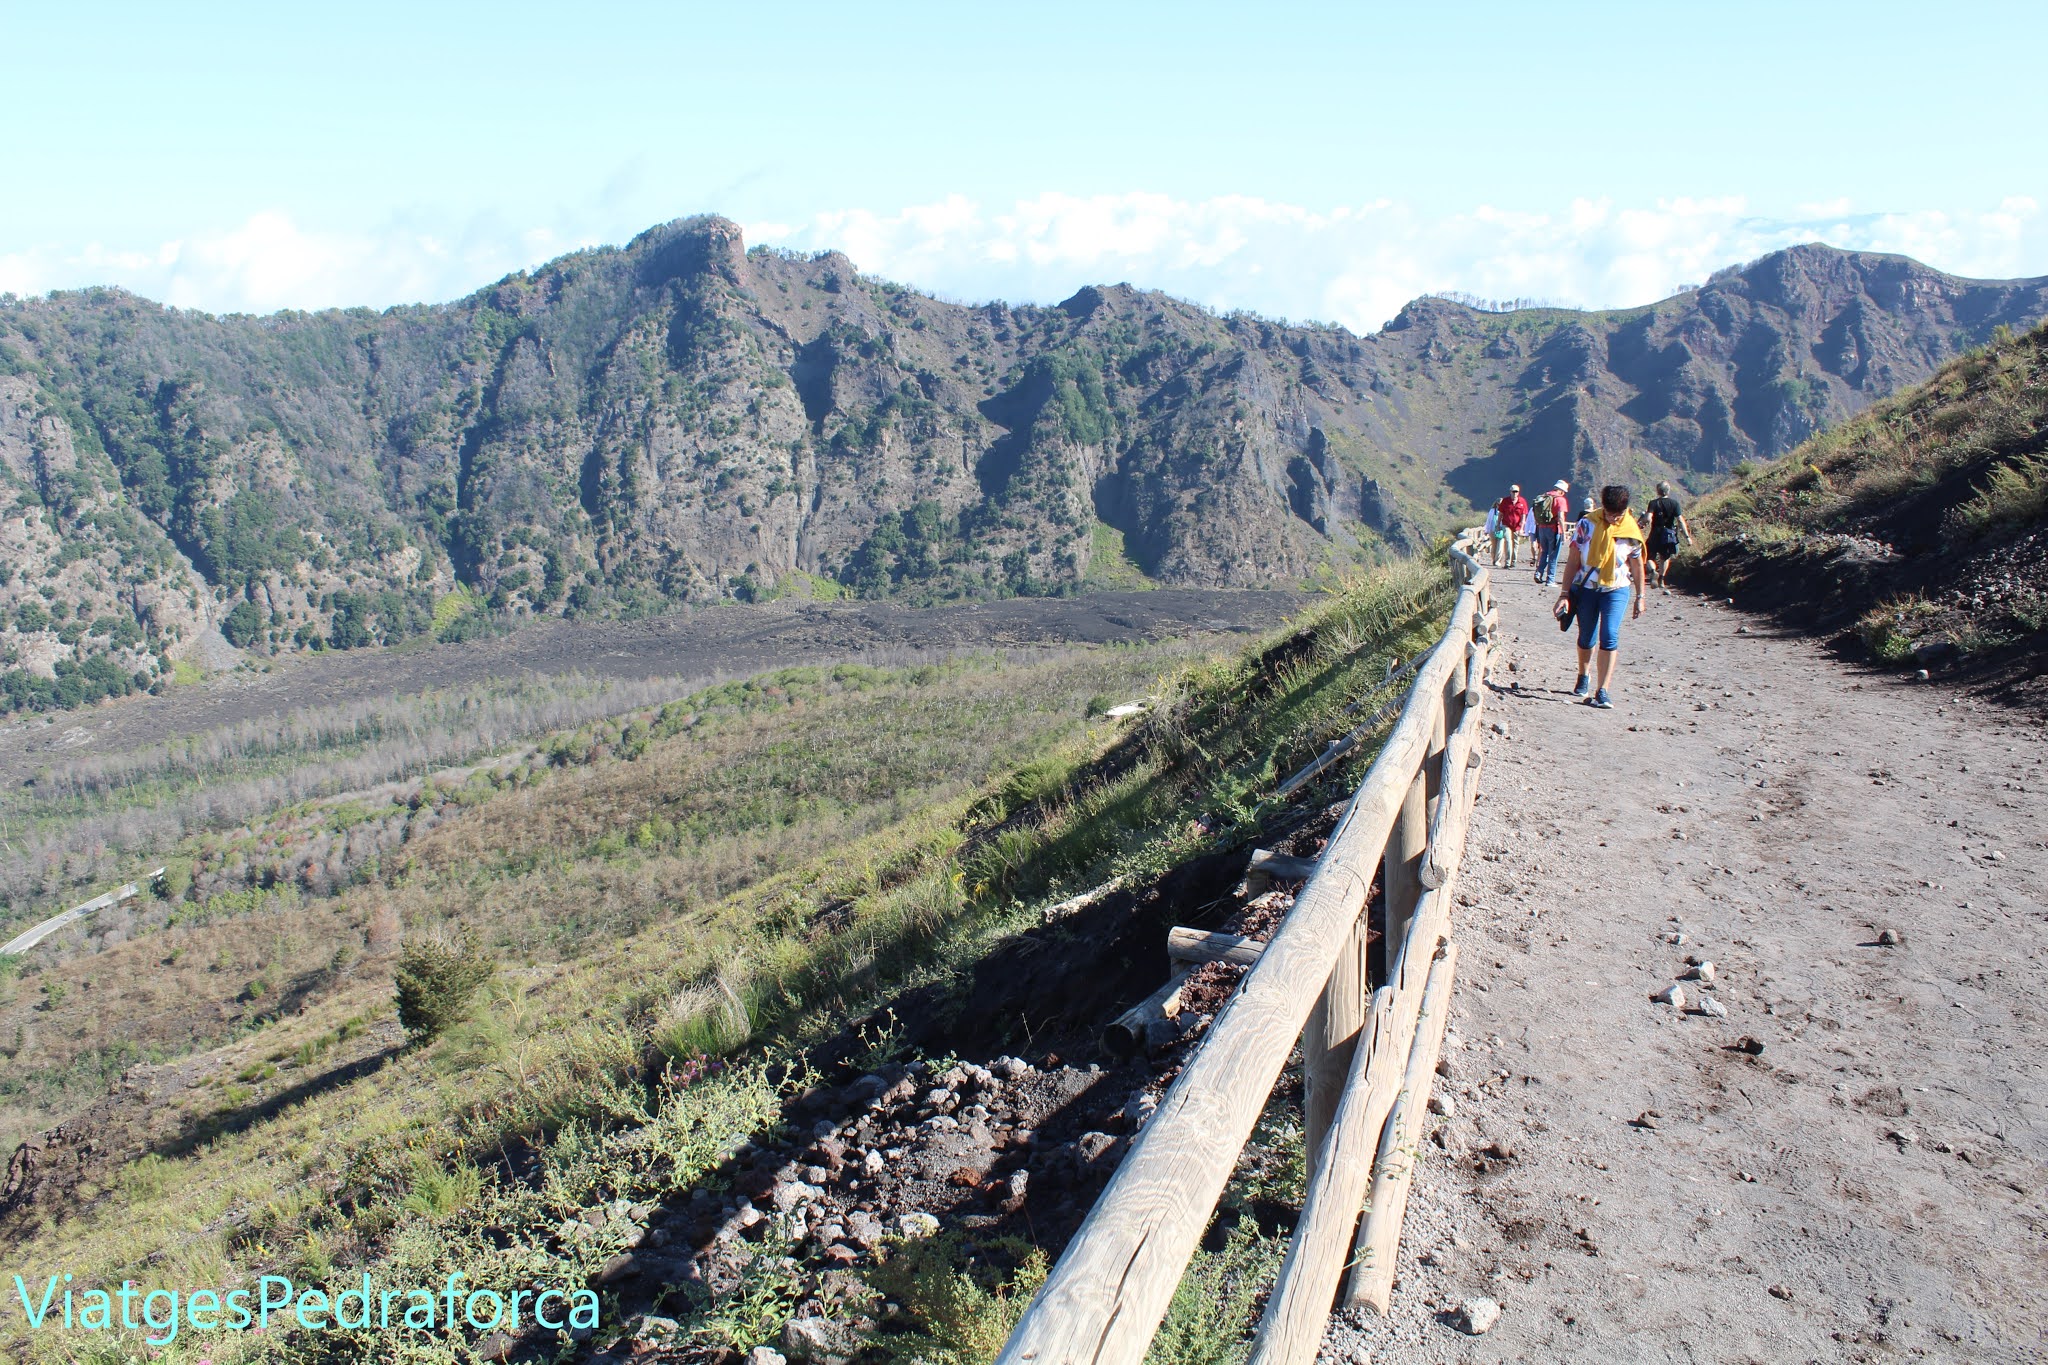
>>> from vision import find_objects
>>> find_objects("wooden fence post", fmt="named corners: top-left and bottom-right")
top-left (1346, 940), bottom-right (1461, 1312)
top-left (1303, 906), bottom-right (1372, 1186)
top-left (1383, 764), bottom-right (1427, 976)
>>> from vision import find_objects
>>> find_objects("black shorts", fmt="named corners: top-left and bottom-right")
top-left (1649, 529), bottom-right (1680, 557)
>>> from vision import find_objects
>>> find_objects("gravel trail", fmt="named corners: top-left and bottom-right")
top-left (1325, 578), bottom-right (2048, 1363)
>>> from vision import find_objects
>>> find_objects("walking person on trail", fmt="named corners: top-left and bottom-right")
top-left (1496, 484), bottom-right (1531, 567)
top-left (1531, 479), bottom-right (1570, 586)
top-left (1554, 484), bottom-right (1646, 710)
top-left (1484, 504), bottom-right (1504, 566)
top-left (1643, 480), bottom-right (1696, 590)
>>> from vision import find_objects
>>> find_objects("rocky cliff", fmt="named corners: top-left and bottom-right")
top-left (2, 221), bottom-right (2043, 703)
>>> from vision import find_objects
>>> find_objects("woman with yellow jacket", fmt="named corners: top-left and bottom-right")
top-left (1553, 484), bottom-right (1646, 710)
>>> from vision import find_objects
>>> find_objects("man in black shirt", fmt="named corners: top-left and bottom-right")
top-left (1643, 481), bottom-right (1694, 589)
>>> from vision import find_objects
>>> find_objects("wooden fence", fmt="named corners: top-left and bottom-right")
top-left (998, 538), bottom-right (1497, 1365)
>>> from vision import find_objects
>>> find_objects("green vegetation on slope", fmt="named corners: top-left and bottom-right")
top-left (1684, 320), bottom-right (2048, 680)
top-left (0, 648), bottom-right (1197, 1147)
top-left (0, 560), bottom-right (1448, 1363)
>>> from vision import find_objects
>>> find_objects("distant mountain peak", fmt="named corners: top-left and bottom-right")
top-left (2, 222), bottom-right (2045, 709)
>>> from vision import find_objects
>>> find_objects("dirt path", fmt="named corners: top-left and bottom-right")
top-left (1325, 578), bottom-right (2048, 1363)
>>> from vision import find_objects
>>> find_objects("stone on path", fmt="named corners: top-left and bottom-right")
top-left (1454, 1296), bottom-right (1503, 1335)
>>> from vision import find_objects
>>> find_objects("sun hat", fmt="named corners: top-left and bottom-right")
top-left (1510, 483), bottom-right (1521, 492)
top-left (1553, 479), bottom-right (1568, 490)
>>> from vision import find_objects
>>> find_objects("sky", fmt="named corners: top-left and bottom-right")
top-left (3, 0), bottom-right (2042, 333)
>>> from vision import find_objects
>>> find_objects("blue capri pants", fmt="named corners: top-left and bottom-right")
top-left (1575, 585), bottom-right (1632, 652)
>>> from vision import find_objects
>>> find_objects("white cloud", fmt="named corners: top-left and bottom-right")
top-left (3, 193), bottom-right (2042, 332)
top-left (0, 213), bottom-right (597, 315)
top-left (754, 192), bottom-right (2048, 332)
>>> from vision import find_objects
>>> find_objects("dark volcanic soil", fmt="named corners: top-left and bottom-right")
top-left (0, 589), bottom-right (1298, 785)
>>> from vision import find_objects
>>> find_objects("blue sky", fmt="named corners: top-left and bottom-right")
top-left (4, 0), bottom-right (2042, 330)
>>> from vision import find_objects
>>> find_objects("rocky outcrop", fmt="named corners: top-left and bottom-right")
top-left (2, 228), bottom-right (2044, 691)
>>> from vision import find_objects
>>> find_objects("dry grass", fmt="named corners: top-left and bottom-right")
top-left (0, 565), bottom-right (1450, 1363)
top-left (1, 647), bottom-right (1199, 1149)
top-left (1685, 320), bottom-right (2048, 553)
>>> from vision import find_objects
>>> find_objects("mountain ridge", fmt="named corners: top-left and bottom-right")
top-left (2, 220), bottom-right (2045, 709)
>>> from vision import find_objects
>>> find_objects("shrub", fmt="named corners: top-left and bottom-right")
top-left (394, 928), bottom-right (495, 1043)
top-left (220, 600), bottom-right (266, 648)
top-left (867, 1233), bottom-right (1048, 1363)
top-left (398, 1152), bottom-right (483, 1219)
top-left (1955, 450), bottom-right (2048, 540)
top-left (652, 976), bottom-right (753, 1060)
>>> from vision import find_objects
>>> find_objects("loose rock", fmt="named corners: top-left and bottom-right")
top-left (782, 1317), bottom-right (853, 1364)
top-left (1651, 983), bottom-right (1687, 1009)
top-left (897, 1211), bottom-right (941, 1239)
top-left (473, 1330), bottom-right (519, 1363)
top-left (1454, 1296), bottom-right (1503, 1335)
top-left (636, 1316), bottom-right (682, 1343)
top-left (594, 1252), bottom-right (640, 1285)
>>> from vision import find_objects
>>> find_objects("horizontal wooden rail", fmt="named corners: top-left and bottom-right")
top-left (1167, 927), bottom-right (1266, 967)
top-left (999, 535), bottom-right (1494, 1365)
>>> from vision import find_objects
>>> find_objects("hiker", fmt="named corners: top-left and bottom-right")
top-left (1531, 479), bottom-right (1570, 585)
top-left (1554, 483), bottom-right (1646, 710)
top-left (1495, 484), bottom-right (1530, 567)
top-left (1484, 504), bottom-right (1503, 565)
top-left (1643, 480), bottom-right (1695, 590)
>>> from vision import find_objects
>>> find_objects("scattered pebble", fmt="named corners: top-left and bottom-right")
top-left (1730, 1036), bottom-right (1766, 1055)
top-left (1877, 928), bottom-right (1905, 947)
top-left (1768, 1283), bottom-right (1794, 1302)
top-left (1651, 983), bottom-right (1687, 1009)
top-left (1631, 1110), bottom-right (1661, 1130)
top-left (747, 1349), bottom-right (789, 1365)
top-left (1696, 995), bottom-right (1728, 1019)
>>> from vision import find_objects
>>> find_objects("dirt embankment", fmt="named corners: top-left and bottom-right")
top-left (1326, 577), bottom-right (2048, 1363)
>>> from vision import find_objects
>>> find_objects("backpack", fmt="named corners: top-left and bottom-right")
top-left (1534, 492), bottom-right (1561, 527)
